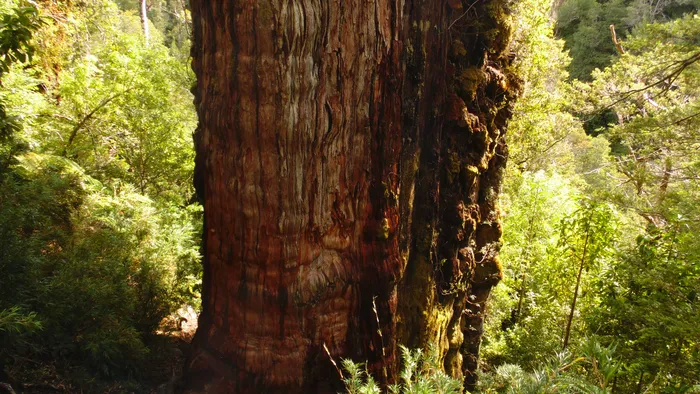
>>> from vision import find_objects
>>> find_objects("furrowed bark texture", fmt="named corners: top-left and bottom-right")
top-left (184, 0), bottom-right (519, 393)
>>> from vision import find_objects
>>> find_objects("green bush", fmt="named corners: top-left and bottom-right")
top-left (0, 307), bottom-right (42, 361)
top-left (0, 153), bottom-right (200, 378)
top-left (340, 346), bottom-right (462, 394)
top-left (477, 340), bottom-right (620, 394)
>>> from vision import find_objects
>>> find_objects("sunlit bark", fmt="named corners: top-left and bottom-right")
top-left (140, 0), bottom-right (150, 45)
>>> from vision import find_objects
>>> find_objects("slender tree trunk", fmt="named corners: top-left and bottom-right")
top-left (656, 156), bottom-right (672, 207)
top-left (635, 371), bottom-right (645, 394)
top-left (515, 206), bottom-right (538, 323)
top-left (183, 1), bottom-right (519, 393)
top-left (515, 270), bottom-right (527, 323)
top-left (563, 231), bottom-right (589, 349)
top-left (140, 0), bottom-right (150, 46)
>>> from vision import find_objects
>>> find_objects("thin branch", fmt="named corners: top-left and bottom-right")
top-left (61, 89), bottom-right (130, 156)
top-left (515, 131), bottom-right (571, 167)
top-left (605, 51), bottom-right (700, 110)
top-left (448, 0), bottom-right (481, 30)
top-left (323, 343), bottom-right (344, 380)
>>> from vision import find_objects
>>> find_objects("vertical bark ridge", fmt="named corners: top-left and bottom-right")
top-left (185, 0), bottom-right (520, 392)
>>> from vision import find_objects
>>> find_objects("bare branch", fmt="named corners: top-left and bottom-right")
top-left (61, 89), bottom-right (131, 156)
top-left (610, 25), bottom-right (625, 55)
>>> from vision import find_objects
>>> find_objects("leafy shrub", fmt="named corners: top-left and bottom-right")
top-left (0, 153), bottom-right (200, 378)
top-left (477, 340), bottom-right (620, 393)
top-left (0, 307), bottom-right (42, 360)
top-left (340, 346), bottom-right (462, 394)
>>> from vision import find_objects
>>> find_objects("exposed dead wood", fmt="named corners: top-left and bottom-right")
top-left (610, 24), bottom-right (625, 55)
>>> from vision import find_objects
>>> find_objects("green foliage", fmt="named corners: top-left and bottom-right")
top-left (1, 0), bottom-right (197, 203)
top-left (0, 307), bottom-right (42, 361)
top-left (0, 307), bottom-right (42, 336)
top-left (0, 1), bottom-right (42, 172)
top-left (340, 346), bottom-right (462, 394)
top-left (482, 0), bottom-right (627, 370)
top-left (555, 0), bottom-right (698, 80)
top-left (586, 15), bottom-right (700, 229)
top-left (0, 153), bottom-right (200, 378)
top-left (483, 171), bottom-right (578, 367)
top-left (558, 200), bottom-right (617, 272)
top-left (478, 340), bottom-right (620, 393)
top-left (0, 0), bottom-right (200, 387)
top-left (0, 1), bottom-right (42, 76)
top-left (556, 0), bottom-right (630, 81)
top-left (573, 19), bottom-right (700, 389)
top-left (507, 0), bottom-right (583, 170)
top-left (483, 191), bottom-right (619, 368)
top-left (588, 224), bottom-right (700, 392)
top-left (483, 2), bottom-right (699, 392)
top-left (120, 0), bottom-right (192, 60)
top-left (506, 0), bottom-right (615, 188)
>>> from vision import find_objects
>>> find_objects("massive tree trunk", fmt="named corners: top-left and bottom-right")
top-left (183, 0), bottom-right (519, 393)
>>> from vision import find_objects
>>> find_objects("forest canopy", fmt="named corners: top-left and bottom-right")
top-left (0, 0), bottom-right (698, 393)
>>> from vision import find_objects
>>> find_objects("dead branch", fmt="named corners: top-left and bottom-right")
top-left (610, 24), bottom-right (625, 55)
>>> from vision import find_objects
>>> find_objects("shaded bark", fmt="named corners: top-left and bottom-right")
top-left (184, 0), bottom-right (520, 393)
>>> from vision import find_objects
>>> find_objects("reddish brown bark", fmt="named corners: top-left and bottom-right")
top-left (184, 1), bottom-right (519, 393)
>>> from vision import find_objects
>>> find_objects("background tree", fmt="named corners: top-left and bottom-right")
top-left (558, 200), bottom-right (616, 349)
top-left (555, 0), bottom-right (697, 81)
top-left (580, 20), bottom-right (700, 390)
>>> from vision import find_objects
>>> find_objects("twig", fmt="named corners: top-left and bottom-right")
top-left (21, 383), bottom-right (64, 391)
top-left (372, 296), bottom-right (388, 383)
top-left (61, 88), bottom-right (132, 156)
top-left (323, 343), bottom-right (344, 381)
top-left (448, 0), bottom-right (481, 30)
top-left (604, 51), bottom-right (700, 110)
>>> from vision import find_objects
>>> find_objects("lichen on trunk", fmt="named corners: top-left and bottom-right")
top-left (184, 0), bottom-right (520, 393)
